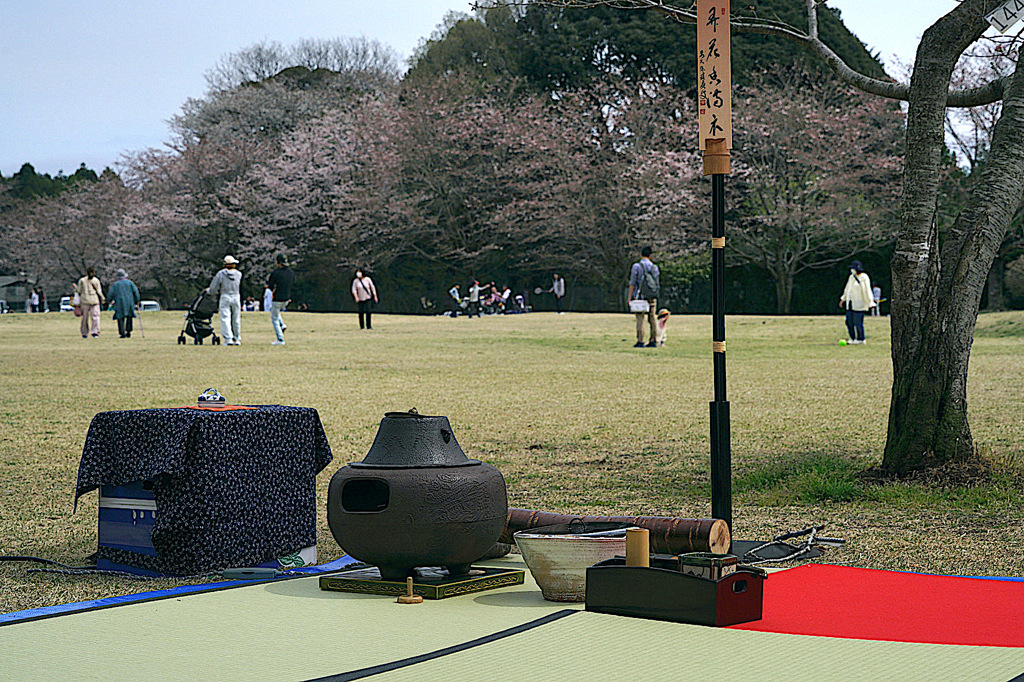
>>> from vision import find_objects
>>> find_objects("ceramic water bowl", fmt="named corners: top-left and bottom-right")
top-left (513, 521), bottom-right (637, 602)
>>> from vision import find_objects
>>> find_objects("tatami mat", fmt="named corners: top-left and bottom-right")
top-left (368, 610), bottom-right (1024, 682)
top-left (0, 557), bottom-right (577, 681)
top-left (3, 557), bottom-right (1023, 682)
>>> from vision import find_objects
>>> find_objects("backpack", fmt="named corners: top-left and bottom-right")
top-left (637, 262), bottom-right (660, 299)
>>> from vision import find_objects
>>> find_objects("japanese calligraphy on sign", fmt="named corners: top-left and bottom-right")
top-left (697, 0), bottom-right (732, 151)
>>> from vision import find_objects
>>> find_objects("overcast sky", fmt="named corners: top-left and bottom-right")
top-left (0, 1), bottom-right (963, 177)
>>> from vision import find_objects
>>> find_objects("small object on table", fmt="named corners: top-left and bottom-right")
top-left (396, 577), bottom-right (423, 604)
top-left (625, 528), bottom-right (650, 567)
top-left (676, 552), bottom-right (738, 581)
top-left (197, 387), bottom-right (226, 406)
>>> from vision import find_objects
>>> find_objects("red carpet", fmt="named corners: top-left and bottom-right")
top-left (730, 563), bottom-right (1024, 647)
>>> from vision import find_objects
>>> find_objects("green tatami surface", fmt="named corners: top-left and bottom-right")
top-left (0, 557), bottom-right (576, 681)
top-left (3, 556), bottom-right (1023, 681)
top-left (373, 610), bottom-right (1024, 682)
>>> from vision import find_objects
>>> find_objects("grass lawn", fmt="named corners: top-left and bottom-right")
top-left (1, 308), bottom-right (1022, 614)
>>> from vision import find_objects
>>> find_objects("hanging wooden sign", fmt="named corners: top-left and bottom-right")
top-left (697, 0), bottom-right (733, 172)
top-left (987, 0), bottom-right (1024, 32)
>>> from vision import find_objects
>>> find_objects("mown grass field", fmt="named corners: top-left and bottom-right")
top-left (1, 308), bottom-right (1022, 613)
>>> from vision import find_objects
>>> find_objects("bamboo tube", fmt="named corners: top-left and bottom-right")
top-left (703, 138), bottom-right (731, 175)
top-left (625, 528), bottom-right (650, 567)
top-left (500, 508), bottom-right (731, 555)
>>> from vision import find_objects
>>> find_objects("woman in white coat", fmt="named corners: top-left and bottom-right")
top-left (839, 261), bottom-right (875, 345)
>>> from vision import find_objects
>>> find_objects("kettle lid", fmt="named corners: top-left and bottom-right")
top-left (352, 410), bottom-right (480, 468)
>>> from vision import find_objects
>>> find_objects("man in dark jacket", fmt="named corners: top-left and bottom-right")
top-left (267, 254), bottom-right (295, 345)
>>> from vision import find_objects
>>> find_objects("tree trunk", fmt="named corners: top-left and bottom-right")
top-left (772, 267), bottom-right (794, 315)
top-left (985, 254), bottom-right (1006, 311)
top-left (883, 4), bottom-right (1024, 474)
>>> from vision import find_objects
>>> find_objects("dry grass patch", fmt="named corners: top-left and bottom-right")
top-left (1, 309), bottom-right (1022, 613)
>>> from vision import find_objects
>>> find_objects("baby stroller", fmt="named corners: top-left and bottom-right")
top-left (177, 289), bottom-right (220, 345)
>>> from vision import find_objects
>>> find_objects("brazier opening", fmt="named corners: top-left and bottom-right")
top-left (342, 478), bottom-right (389, 513)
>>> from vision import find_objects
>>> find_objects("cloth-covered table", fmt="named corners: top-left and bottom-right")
top-left (76, 405), bottom-right (333, 575)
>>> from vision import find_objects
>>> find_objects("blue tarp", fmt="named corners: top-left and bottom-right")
top-left (0, 554), bottom-right (358, 626)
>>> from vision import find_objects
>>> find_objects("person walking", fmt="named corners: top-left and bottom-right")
top-left (467, 279), bottom-right (485, 318)
top-left (871, 284), bottom-right (883, 317)
top-left (448, 284), bottom-right (462, 317)
top-left (839, 260), bottom-right (876, 345)
top-left (628, 246), bottom-right (660, 348)
top-left (107, 269), bottom-right (140, 338)
top-left (75, 267), bottom-right (105, 338)
top-left (29, 288), bottom-right (40, 313)
top-left (267, 254), bottom-right (294, 345)
top-left (209, 255), bottom-right (243, 345)
top-left (351, 268), bottom-right (378, 330)
top-left (550, 274), bottom-right (566, 314)
top-left (263, 285), bottom-right (273, 317)
top-left (655, 308), bottom-right (671, 346)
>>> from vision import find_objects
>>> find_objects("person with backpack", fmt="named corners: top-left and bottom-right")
top-left (628, 246), bottom-right (661, 348)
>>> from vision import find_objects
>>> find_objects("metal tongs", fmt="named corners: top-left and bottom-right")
top-left (741, 524), bottom-right (845, 565)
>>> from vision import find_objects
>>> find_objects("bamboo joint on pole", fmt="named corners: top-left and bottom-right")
top-left (702, 138), bottom-right (731, 176)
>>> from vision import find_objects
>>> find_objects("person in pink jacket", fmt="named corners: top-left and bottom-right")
top-left (351, 268), bottom-right (378, 330)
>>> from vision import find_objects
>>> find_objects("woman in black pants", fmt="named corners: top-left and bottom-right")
top-left (351, 268), bottom-right (378, 329)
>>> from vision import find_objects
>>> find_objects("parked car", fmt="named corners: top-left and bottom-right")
top-left (140, 300), bottom-right (161, 312)
top-left (59, 296), bottom-right (74, 312)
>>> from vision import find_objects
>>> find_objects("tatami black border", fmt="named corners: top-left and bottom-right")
top-left (304, 609), bottom-right (580, 681)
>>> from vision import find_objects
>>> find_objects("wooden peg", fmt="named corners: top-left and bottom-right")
top-left (397, 576), bottom-right (423, 604)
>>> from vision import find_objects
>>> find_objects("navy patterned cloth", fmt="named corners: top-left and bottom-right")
top-left (76, 405), bottom-right (333, 575)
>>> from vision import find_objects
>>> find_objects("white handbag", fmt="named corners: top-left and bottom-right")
top-left (629, 299), bottom-right (650, 314)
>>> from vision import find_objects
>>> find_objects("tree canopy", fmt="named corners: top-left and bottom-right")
top-left (408, 0), bottom-right (885, 90)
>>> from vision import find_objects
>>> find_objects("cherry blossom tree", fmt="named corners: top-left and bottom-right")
top-left (4, 176), bottom-right (129, 292)
top-left (730, 71), bottom-right (904, 313)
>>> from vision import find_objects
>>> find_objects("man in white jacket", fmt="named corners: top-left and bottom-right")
top-left (209, 255), bottom-right (243, 345)
top-left (839, 260), bottom-right (875, 345)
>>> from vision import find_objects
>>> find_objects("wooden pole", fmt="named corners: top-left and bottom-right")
top-left (708, 154), bottom-right (732, 537)
top-left (697, 0), bottom-right (734, 548)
